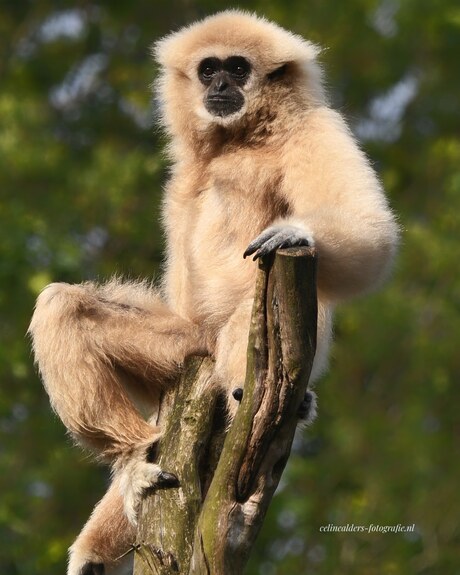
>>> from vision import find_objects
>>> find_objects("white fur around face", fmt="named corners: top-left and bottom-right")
top-left (194, 100), bottom-right (249, 128)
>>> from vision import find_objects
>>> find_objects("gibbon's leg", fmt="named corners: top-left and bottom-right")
top-left (214, 300), bottom-right (253, 422)
top-left (68, 477), bottom-right (135, 575)
top-left (216, 298), bottom-right (333, 425)
top-left (29, 279), bottom-right (207, 522)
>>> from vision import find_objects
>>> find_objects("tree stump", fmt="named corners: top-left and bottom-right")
top-left (134, 247), bottom-right (317, 575)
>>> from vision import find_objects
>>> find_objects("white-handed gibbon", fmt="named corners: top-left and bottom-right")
top-left (29, 10), bottom-right (399, 575)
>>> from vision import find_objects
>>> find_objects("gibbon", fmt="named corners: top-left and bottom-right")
top-left (29, 10), bottom-right (399, 575)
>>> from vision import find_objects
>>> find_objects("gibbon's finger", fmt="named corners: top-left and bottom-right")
top-left (244, 225), bottom-right (313, 259)
top-left (251, 230), bottom-right (298, 260)
top-left (252, 228), bottom-right (313, 260)
top-left (275, 227), bottom-right (312, 248)
top-left (243, 244), bottom-right (259, 259)
top-left (251, 232), bottom-right (287, 260)
top-left (243, 227), bottom-right (280, 258)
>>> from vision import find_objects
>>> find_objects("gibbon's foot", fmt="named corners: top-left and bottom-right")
top-left (81, 563), bottom-right (104, 575)
top-left (119, 458), bottom-right (179, 525)
top-left (68, 549), bottom-right (107, 575)
top-left (232, 387), bottom-right (244, 402)
top-left (71, 557), bottom-right (132, 575)
top-left (243, 224), bottom-right (314, 261)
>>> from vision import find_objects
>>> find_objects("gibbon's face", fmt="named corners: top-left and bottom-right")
top-left (155, 11), bottom-right (325, 132)
top-left (197, 55), bottom-right (252, 119)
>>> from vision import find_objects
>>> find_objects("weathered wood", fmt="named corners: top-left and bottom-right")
top-left (134, 247), bottom-right (317, 575)
top-left (189, 247), bottom-right (317, 574)
top-left (134, 356), bottom-right (220, 575)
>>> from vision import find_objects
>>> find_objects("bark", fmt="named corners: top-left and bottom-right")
top-left (134, 247), bottom-right (317, 575)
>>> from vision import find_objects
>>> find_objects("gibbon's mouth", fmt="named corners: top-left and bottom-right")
top-left (205, 94), bottom-right (244, 118)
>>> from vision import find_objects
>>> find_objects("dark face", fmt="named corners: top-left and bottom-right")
top-left (198, 56), bottom-right (251, 118)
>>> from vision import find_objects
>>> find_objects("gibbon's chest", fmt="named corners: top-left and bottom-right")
top-left (192, 153), bottom-right (288, 253)
top-left (181, 153), bottom-right (289, 322)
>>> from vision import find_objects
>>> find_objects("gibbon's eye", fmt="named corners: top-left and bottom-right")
top-left (198, 58), bottom-right (221, 83)
top-left (203, 66), bottom-right (214, 78)
top-left (224, 56), bottom-right (251, 82)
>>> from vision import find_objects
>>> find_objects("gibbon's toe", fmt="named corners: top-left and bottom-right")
top-left (232, 387), bottom-right (244, 402)
top-left (157, 471), bottom-right (180, 488)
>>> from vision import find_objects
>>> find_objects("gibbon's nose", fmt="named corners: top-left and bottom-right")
top-left (211, 73), bottom-right (230, 94)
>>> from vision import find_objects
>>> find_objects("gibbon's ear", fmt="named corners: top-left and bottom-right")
top-left (267, 63), bottom-right (289, 81)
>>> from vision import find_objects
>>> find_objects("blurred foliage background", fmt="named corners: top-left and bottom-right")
top-left (1, 0), bottom-right (459, 573)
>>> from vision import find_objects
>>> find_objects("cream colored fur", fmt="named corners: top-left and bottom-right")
top-left (29, 10), bottom-right (398, 574)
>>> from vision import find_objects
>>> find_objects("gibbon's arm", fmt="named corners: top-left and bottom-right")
top-left (161, 174), bottom-right (196, 317)
top-left (246, 107), bottom-right (399, 301)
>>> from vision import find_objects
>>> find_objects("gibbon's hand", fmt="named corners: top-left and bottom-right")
top-left (243, 224), bottom-right (314, 261)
